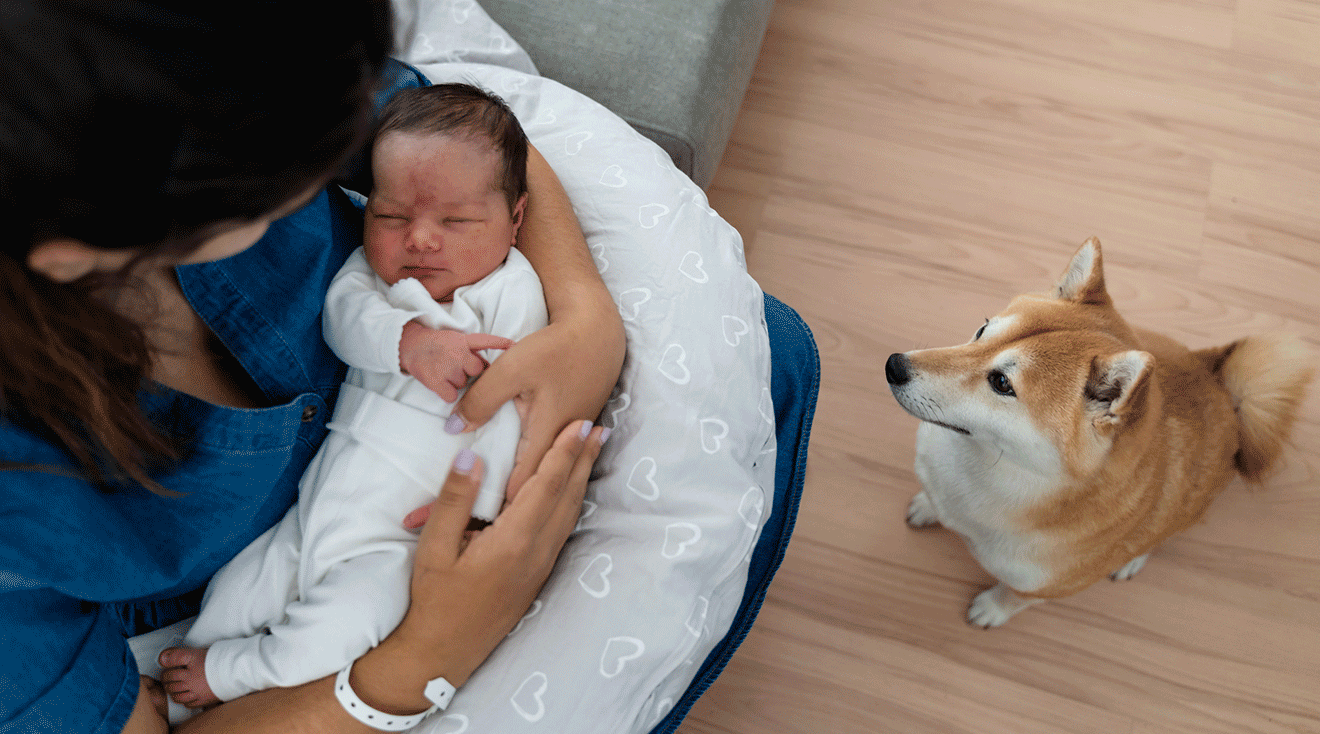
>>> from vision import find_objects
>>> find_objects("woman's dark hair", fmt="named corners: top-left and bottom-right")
top-left (373, 83), bottom-right (529, 212)
top-left (0, 1), bottom-right (391, 489)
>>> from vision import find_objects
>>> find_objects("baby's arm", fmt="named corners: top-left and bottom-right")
top-left (323, 248), bottom-right (424, 374)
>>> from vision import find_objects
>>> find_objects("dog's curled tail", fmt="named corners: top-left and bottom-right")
top-left (1198, 335), bottom-right (1314, 482)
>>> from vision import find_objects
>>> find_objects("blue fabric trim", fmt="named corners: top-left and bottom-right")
top-left (647, 292), bottom-right (819, 733)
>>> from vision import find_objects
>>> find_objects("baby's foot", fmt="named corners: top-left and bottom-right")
top-left (159, 647), bottom-right (220, 709)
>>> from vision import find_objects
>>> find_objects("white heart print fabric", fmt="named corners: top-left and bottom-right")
top-left (394, 4), bottom-right (776, 732)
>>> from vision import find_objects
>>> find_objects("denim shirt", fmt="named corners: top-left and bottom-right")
top-left (0, 187), bottom-right (362, 734)
top-left (0, 59), bottom-right (426, 734)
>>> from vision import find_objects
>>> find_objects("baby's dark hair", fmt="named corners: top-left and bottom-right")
top-left (374, 83), bottom-right (528, 212)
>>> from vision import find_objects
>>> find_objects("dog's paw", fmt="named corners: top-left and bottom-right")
top-left (966, 584), bottom-right (1042, 629)
top-left (905, 491), bottom-right (940, 528)
top-left (1110, 553), bottom-right (1150, 581)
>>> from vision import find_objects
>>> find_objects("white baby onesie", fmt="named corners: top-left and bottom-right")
top-left (180, 246), bottom-right (547, 707)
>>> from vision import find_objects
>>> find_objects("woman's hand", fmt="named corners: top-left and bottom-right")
top-left (448, 310), bottom-right (622, 500)
top-left (119, 677), bottom-right (170, 734)
top-left (351, 420), bottom-right (607, 714)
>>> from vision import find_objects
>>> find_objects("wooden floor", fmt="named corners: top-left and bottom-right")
top-left (685, 1), bottom-right (1320, 732)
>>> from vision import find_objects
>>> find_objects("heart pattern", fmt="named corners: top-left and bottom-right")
top-left (574, 500), bottom-right (598, 532)
top-left (578, 553), bottom-right (613, 598)
top-left (652, 699), bottom-right (675, 728)
top-left (489, 33), bottom-right (515, 54)
top-left (759, 387), bottom-right (775, 425)
top-left (605, 392), bottom-right (631, 429)
top-left (678, 251), bottom-right (709, 283)
top-left (626, 457), bottom-right (660, 501)
top-left (657, 344), bottom-right (691, 385)
top-left (590, 243), bottom-right (609, 274)
top-left (685, 597), bottom-right (709, 638)
top-left (662, 522), bottom-right (702, 559)
top-left (501, 74), bottom-right (529, 94)
top-left (617, 288), bottom-right (651, 322)
top-left (564, 131), bottom-right (593, 155)
top-left (722, 315), bottom-right (749, 347)
top-left (739, 487), bottom-right (765, 530)
top-left (451, 0), bottom-right (476, 24)
top-left (700, 418), bottom-right (729, 454)
top-left (510, 672), bottom-right (548, 722)
top-left (432, 714), bottom-right (470, 734)
top-left (507, 600), bottom-right (543, 637)
top-left (599, 637), bottom-right (645, 679)
top-left (638, 203), bottom-right (670, 229)
top-left (599, 164), bottom-right (627, 188)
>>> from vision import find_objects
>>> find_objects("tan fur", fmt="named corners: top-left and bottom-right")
top-left (888, 237), bottom-right (1313, 624)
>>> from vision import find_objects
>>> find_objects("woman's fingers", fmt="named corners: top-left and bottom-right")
top-left (498, 420), bottom-right (602, 540)
top-left (412, 449), bottom-right (484, 565)
top-left (463, 333), bottom-right (516, 352)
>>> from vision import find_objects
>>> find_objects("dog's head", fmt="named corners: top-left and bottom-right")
top-left (887, 238), bottom-right (1156, 477)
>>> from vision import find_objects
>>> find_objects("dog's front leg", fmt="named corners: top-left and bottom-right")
top-left (905, 490), bottom-right (941, 528)
top-left (967, 583), bottom-right (1044, 628)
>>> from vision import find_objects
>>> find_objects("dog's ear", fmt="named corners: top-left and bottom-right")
top-left (1055, 237), bottom-right (1111, 306)
top-left (1086, 350), bottom-right (1154, 431)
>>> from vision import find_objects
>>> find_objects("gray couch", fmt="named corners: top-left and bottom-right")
top-left (481, 0), bottom-right (774, 189)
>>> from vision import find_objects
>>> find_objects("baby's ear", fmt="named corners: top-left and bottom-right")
top-left (510, 192), bottom-right (528, 242)
top-left (1056, 237), bottom-right (1111, 306)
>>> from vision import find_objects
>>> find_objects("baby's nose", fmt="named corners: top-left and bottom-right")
top-left (407, 227), bottom-right (442, 252)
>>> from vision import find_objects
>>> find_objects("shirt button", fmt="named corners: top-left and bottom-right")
top-left (301, 405), bottom-right (318, 422)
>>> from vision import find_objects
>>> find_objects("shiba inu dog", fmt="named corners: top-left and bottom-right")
top-left (886, 238), bottom-right (1312, 627)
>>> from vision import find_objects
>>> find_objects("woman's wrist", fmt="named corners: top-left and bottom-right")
top-left (349, 632), bottom-right (449, 716)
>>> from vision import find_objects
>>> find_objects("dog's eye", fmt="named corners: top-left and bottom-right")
top-left (987, 370), bottom-right (1016, 397)
top-left (974, 319), bottom-right (989, 341)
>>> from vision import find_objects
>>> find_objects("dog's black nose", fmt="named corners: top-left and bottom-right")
top-left (885, 353), bottom-right (911, 386)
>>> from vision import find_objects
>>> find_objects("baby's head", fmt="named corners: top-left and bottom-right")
top-left (364, 83), bottom-right (529, 302)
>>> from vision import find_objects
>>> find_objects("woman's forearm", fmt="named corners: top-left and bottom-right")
top-left (168, 635), bottom-right (434, 734)
top-left (518, 144), bottom-right (621, 327)
top-left (172, 675), bottom-right (366, 734)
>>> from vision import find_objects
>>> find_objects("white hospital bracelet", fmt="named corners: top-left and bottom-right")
top-left (334, 662), bottom-right (456, 730)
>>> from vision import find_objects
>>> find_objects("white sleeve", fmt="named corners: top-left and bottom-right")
top-left (470, 250), bottom-right (549, 363)
top-left (322, 248), bottom-right (424, 374)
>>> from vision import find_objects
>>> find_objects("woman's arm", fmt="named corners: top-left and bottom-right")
top-left (123, 420), bottom-right (605, 734)
top-left (451, 143), bottom-right (626, 497)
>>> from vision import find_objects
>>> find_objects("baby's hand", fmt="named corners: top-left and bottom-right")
top-left (400, 321), bottom-right (515, 402)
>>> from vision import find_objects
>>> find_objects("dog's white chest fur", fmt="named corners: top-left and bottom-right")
top-left (912, 422), bottom-right (1058, 594)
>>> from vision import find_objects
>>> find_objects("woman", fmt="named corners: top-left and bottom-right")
top-left (0, 2), bottom-right (624, 732)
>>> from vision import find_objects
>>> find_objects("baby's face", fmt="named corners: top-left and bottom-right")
top-left (364, 131), bottom-right (525, 302)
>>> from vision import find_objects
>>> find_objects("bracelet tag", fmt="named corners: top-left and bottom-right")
top-left (334, 663), bottom-right (436, 731)
top-left (424, 677), bottom-right (457, 710)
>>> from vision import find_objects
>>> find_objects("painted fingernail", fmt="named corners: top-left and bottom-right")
top-left (454, 448), bottom-right (476, 475)
top-left (599, 427), bottom-right (612, 444)
top-left (445, 413), bottom-right (467, 435)
top-left (579, 420), bottom-right (594, 440)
